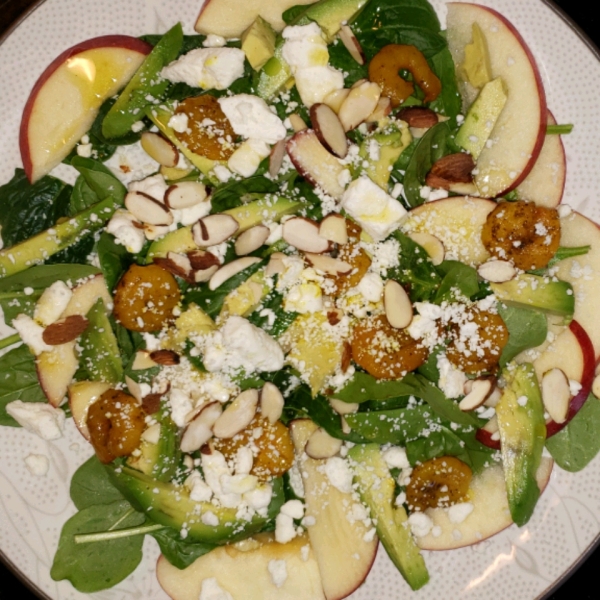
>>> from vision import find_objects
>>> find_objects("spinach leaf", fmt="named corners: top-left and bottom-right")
top-left (184, 259), bottom-right (266, 318)
top-left (96, 232), bottom-right (134, 292)
top-left (50, 500), bottom-right (145, 592)
top-left (139, 33), bottom-right (206, 56)
top-left (45, 231), bottom-right (97, 266)
top-left (151, 529), bottom-right (216, 569)
top-left (282, 4), bottom-right (311, 24)
top-left (70, 175), bottom-right (101, 214)
top-left (247, 287), bottom-right (298, 337)
top-left (427, 46), bottom-right (462, 120)
top-left (71, 157), bottom-right (127, 203)
top-left (528, 245), bottom-right (591, 276)
top-left (210, 177), bottom-right (279, 213)
top-left (0, 169), bottom-right (72, 247)
top-left (0, 264), bottom-right (100, 322)
top-left (70, 456), bottom-right (126, 510)
top-left (0, 344), bottom-right (47, 426)
top-left (498, 304), bottom-right (547, 367)
top-left (434, 260), bottom-right (481, 303)
top-left (545, 395), bottom-right (600, 472)
top-left (333, 371), bottom-right (418, 404)
top-left (328, 39), bottom-right (368, 87)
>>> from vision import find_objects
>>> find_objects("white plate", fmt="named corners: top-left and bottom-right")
top-left (1, 0), bottom-right (600, 598)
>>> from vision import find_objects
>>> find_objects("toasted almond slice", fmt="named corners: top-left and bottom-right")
top-left (288, 113), bottom-right (308, 132)
top-left (144, 224), bottom-right (172, 240)
top-left (209, 257), bottom-right (261, 291)
top-left (384, 280), bottom-right (413, 329)
top-left (140, 131), bottom-right (179, 167)
top-left (397, 107), bottom-right (438, 129)
top-left (341, 416), bottom-right (352, 435)
top-left (192, 214), bottom-right (239, 248)
top-left (351, 78), bottom-right (368, 89)
top-left (459, 379), bottom-right (493, 411)
top-left (149, 349), bottom-right (180, 366)
top-left (341, 340), bottom-right (352, 373)
top-left (477, 260), bottom-right (517, 283)
top-left (484, 385), bottom-right (502, 408)
top-left (266, 252), bottom-right (287, 277)
top-left (213, 389), bottom-right (259, 439)
top-left (323, 88), bottom-right (351, 113)
top-left (338, 81), bottom-right (381, 131)
top-left (269, 139), bottom-right (286, 178)
top-left (329, 398), bottom-right (359, 415)
top-left (407, 231), bottom-right (445, 266)
top-left (165, 181), bottom-right (208, 209)
top-left (319, 213), bottom-right (348, 245)
top-left (305, 427), bottom-right (343, 459)
top-left (194, 265), bottom-right (219, 283)
top-left (125, 375), bottom-right (143, 402)
top-left (180, 402), bottom-right (223, 452)
top-left (338, 24), bottom-right (365, 65)
top-left (235, 225), bottom-right (270, 256)
top-left (131, 350), bottom-right (157, 371)
top-left (42, 315), bottom-right (89, 345)
top-left (310, 103), bottom-right (348, 159)
top-left (366, 96), bottom-right (392, 123)
top-left (154, 252), bottom-right (193, 281)
top-left (541, 368), bottom-right (571, 424)
top-left (188, 249), bottom-right (221, 270)
top-left (260, 382), bottom-right (284, 424)
top-left (125, 191), bottom-right (174, 226)
top-left (282, 217), bottom-right (330, 253)
top-left (304, 252), bottom-right (352, 275)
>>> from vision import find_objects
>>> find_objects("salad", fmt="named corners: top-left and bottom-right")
top-left (1, 0), bottom-right (600, 598)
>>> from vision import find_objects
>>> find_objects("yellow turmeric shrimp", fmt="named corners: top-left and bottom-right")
top-left (481, 200), bottom-right (560, 270)
top-left (368, 44), bottom-right (442, 107)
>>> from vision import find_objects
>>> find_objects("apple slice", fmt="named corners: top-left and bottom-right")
top-left (402, 196), bottom-right (495, 266)
top-left (415, 457), bottom-right (553, 550)
top-left (446, 3), bottom-right (546, 198)
top-left (515, 111), bottom-right (566, 207)
top-left (20, 35), bottom-right (151, 182)
top-left (156, 533), bottom-right (326, 600)
top-left (290, 419), bottom-right (378, 600)
top-left (69, 381), bottom-right (111, 441)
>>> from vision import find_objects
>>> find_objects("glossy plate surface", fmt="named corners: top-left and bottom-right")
top-left (1, 0), bottom-right (600, 598)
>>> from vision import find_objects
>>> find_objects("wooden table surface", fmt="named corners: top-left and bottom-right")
top-left (0, 0), bottom-right (598, 599)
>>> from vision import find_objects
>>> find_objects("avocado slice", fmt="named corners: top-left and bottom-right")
top-left (348, 443), bottom-right (429, 591)
top-left (102, 23), bottom-right (183, 139)
top-left (242, 16), bottom-right (276, 71)
top-left (460, 22), bottom-right (492, 89)
top-left (304, 0), bottom-right (368, 41)
top-left (108, 465), bottom-right (284, 544)
top-left (495, 363), bottom-right (546, 526)
top-left (455, 77), bottom-right (507, 160)
top-left (78, 298), bottom-right (122, 384)
top-left (491, 273), bottom-right (574, 321)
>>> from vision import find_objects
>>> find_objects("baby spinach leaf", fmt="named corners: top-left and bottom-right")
top-left (247, 287), bottom-right (298, 337)
top-left (70, 175), bottom-right (101, 214)
top-left (328, 40), bottom-right (368, 87)
top-left (71, 157), bottom-right (127, 204)
top-left (0, 344), bottom-right (47, 426)
top-left (96, 232), bottom-right (134, 292)
top-left (151, 529), bottom-right (216, 569)
top-left (498, 304), bottom-right (547, 367)
top-left (434, 260), bottom-right (480, 303)
top-left (427, 46), bottom-right (462, 120)
top-left (70, 456), bottom-right (126, 510)
top-left (45, 232), bottom-right (96, 266)
top-left (140, 33), bottom-right (206, 55)
top-left (545, 395), bottom-right (600, 472)
top-left (0, 169), bottom-right (72, 247)
top-left (528, 245), bottom-right (591, 276)
top-left (210, 178), bottom-right (279, 213)
top-left (333, 371), bottom-right (419, 404)
top-left (51, 500), bottom-right (145, 592)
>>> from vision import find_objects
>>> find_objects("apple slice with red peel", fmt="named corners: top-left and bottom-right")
top-left (310, 104), bottom-right (348, 159)
top-left (555, 211), bottom-right (600, 359)
top-left (286, 130), bottom-right (347, 199)
top-left (157, 533), bottom-right (326, 600)
top-left (402, 197), bottom-right (495, 266)
top-left (516, 111), bottom-right (566, 207)
top-left (415, 457), bottom-right (553, 550)
top-left (446, 3), bottom-right (546, 198)
top-left (290, 419), bottom-right (378, 600)
top-left (20, 36), bottom-right (151, 182)
top-left (69, 381), bottom-right (111, 441)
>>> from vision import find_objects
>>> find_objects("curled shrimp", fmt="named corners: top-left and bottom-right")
top-left (368, 44), bottom-right (442, 107)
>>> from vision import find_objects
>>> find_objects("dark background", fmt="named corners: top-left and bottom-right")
top-left (0, 0), bottom-right (597, 598)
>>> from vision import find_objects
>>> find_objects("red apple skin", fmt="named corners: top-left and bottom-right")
top-left (20, 35), bottom-right (151, 182)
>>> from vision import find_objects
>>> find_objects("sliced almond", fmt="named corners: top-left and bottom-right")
top-left (154, 252), bottom-right (193, 281)
top-left (484, 385), bottom-right (502, 408)
top-left (192, 214), bottom-right (239, 248)
top-left (180, 402), bottom-right (223, 452)
top-left (194, 265), bottom-right (220, 283)
top-left (323, 88), bottom-right (351, 114)
top-left (140, 131), bottom-right (179, 167)
top-left (338, 24), bottom-right (365, 65)
top-left (341, 340), bottom-right (352, 373)
top-left (459, 379), bottom-right (493, 411)
top-left (188, 249), bottom-right (221, 270)
top-left (326, 309), bottom-right (343, 326)
top-left (305, 427), bottom-right (343, 459)
top-left (366, 96), bottom-right (392, 123)
top-left (149, 349), bottom-right (180, 366)
top-left (477, 260), bottom-right (517, 283)
top-left (288, 113), bottom-right (308, 132)
top-left (260, 382), bottom-right (284, 424)
top-left (310, 103), bottom-right (348, 159)
top-left (541, 368), bottom-right (571, 424)
top-left (319, 213), bottom-right (348, 245)
top-left (304, 252), bottom-right (352, 275)
top-left (266, 252), bottom-right (287, 277)
top-left (213, 389), bottom-right (259, 439)
top-left (397, 107), bottom-right (438, 129)
top-left (384, 280), bottom-right (413, 329)
top-left (125, 191), bottom-right (174, 226)
top-left (426, 153), bottom-right (475, 189)
top-left (42, 315), bottom-right (89, 345)
top-left (209, 257), bottom-right (261, 291)
top-left (350, 78), bottom-right (368, 89)
top-left (338, 81), bottom-right (381, 131)
top-left (144, 224), bottom-right (172, 240)
top-left (131, 350), bottom-right (157, 371)
top-left (269, 139), bottom-right (286, 178)
top-left (407, 231), bottom-right (445, 266)
top-left (165, 181), bottom-right (208, 209)
top-left (329, 398), bottom-right (359, 415)
top-left (235, 225), bottom-right (270, 256)
top-left (282, 217), bottom-right (330, 253)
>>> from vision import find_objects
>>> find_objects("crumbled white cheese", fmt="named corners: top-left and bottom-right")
top-left (447, 502), bottom-right (474, 524)
top-left (6, 401), bottom-right (65, 440)
top-left (199, 578), bottom-right (234, 600)
top-left (33, 280), bottom-right (72, 326)
top-left (172, 200), bottom-right (212, 227)
top-left (212, 165), bottom-right (232, 182)
top-left (167, 113), bottom-right (189, 133)
top-left (268, 559), bottom-right (288, 588)
top-left (382, 446), bottom-right (410, 469)
top-left (234, 446), bottom-right (254, 475)
top-left (77, 143), bottom-right (93, 158)
top-left (323, 456), bottom-right (353, 494)
top-left (280, 499), bottom-right (305, 520)
top-left (293, 66), bottom-right (345, 108)
top-left (275, 513), bottom-right (297, 544)
top-left (168, 388), bottom-right (194, 427)
top-left (437, 354), bottom-right (467, 399)
top-left (244, 482), bottom-right (273, 511)
top-left (220, 473), bottom-right (259, 495)
top-left (161, 47), bottom-right (245, 90)
top-left (203, 34), bottom-right (227, 48)
top-left (357, 272), bottom-right (384, 303)
top-left (106, 209), bottom-right (146, 254)
top-left (185, 471), bottom-right (213, 502)
top-left (24, 453), bottom-right (49, 476)
top-left (284, 283), bottom-right (323, 313)
top-left (12, 314), bottom-right (53, 355)
top-left (408, 511), bottom-right (434, 537)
